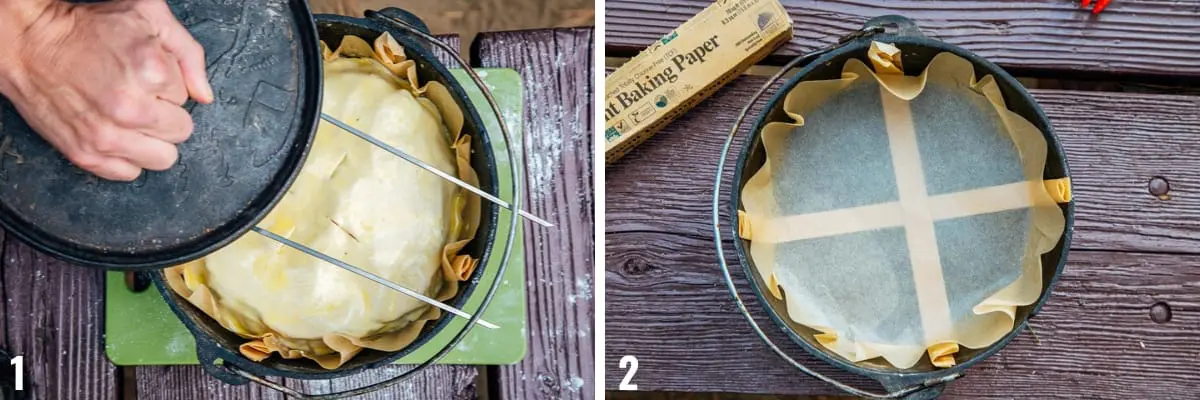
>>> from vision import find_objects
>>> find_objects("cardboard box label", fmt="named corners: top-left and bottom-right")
top-left (604, 0), bottom-right (793, 165)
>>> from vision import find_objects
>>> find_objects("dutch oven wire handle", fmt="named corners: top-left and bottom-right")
top-left (711, 16), bottom-right (963, 399)
top-left (203, 8), bottom-right (526, 399)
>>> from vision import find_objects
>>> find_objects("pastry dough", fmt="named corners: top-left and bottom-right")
top-left (166, 33), bottom-right (481, 369)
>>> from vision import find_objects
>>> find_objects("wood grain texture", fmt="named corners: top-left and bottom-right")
top-left (133, 367), bottom-right (282, 400)
top-left (285, 365), bottom-right (479, 400)
top-left (431, 34), bottom-right (461, 67)
top-left (474, 28), bottom-right (596, 400)
top-left (606, 233), bottom-right (1200, 398)
top-left (606, 75), bottom-right (1200, 254)
top-left (606, 0), bottom-right (1200, 77)
top-left (135, 365), bottom-right (477, 400)
top-left (0, 239), bottom-right (117, 400)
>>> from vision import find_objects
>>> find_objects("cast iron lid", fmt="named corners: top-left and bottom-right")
top-left (0, 0), bottom-right (322, 270)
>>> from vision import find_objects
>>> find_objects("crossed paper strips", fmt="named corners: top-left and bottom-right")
top-left (739, 42), bottom-right (1069, 369)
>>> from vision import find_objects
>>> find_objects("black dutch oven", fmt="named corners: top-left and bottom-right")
top-left (716, 16), bottom-right (1074, 399)
top-left (146, 7), bottom-right (504, 398)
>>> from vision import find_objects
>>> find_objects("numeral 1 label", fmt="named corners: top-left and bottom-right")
top-left (618, 355), bottom-right (638, 390)
top-left (10, 356), bottom-right (21, 390)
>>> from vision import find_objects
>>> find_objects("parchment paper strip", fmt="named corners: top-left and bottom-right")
top-left (744, 179), bottom-right (1065, 244)
top-left (880, 89), bottom-right (953, 343)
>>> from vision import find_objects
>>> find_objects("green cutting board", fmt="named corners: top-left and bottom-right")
top-left (104, 68), bottom-right (527, 366)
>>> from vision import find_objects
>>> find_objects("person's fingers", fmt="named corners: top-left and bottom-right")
top-left (70, 151), bottom-right (143, 182)
top-left (104, 86), bottom-right (157, 129)
top-left (6, 100), bottom-right (147, 181)
top-left (89, 157), bottom-right (144, 181)
top-left (139, 99), bottom-right (193, 143)
top-left (143, 2), bottom-right (213, 104)
top-left (130, 45), bottom-right (187, 106)
top-left (108, 130), bottom-right (179, 171)
top-left (106, 93), bottom-right (192, 144)
top-left (152, 51), bottom-right (188, 106)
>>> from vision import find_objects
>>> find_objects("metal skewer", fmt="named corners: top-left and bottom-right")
top-left (320, 113), bottom-right (553, 228)
top-left (251, 226), bottom-right (499, 330)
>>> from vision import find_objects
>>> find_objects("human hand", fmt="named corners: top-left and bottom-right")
top-left (0, 0), bottom-right (212, 181)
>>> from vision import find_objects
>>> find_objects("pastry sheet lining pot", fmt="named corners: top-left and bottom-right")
top-left (713, 16), bottom-right (1074, 399)
top-left (149, 9), bottom-right (518, 399)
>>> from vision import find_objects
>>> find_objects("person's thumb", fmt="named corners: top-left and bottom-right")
top-left (141, 1), bottom-right (213, 104)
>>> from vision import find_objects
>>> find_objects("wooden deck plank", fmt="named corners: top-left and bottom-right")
top-left (135, 365), bottom-right (478, 400)
top-left (1, 239), bottom-right (117, 400)
top-left (605, 230), bottom-right (1200, 398)
top-left (606, 0), bottom-right (1200, 77)
top-left (605, 75), bottom-right (1200, 254)
top-left (431, 33), bottom-right (463, 66)
top-left (285, 366), bottom-right (479, 400)
top-left (474, 28), bottom-right (596, 400)
top-left (133, 367), bottom-right (283, 400)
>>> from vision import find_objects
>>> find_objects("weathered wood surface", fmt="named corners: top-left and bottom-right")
top-left (604, 69), bottom-right (1200, 397)
top-left (0, 236), bottom-right (117, 400)
top-left (133, 365), bottom-right (477, 400)
top-left (475, 28), bottom-right (596, 400)
top-left (285, 366), bottom-right (480, 400)
top-left (134, 367), bottom-right (282, 400)
top-left (606, 0), bottom-right (1200, 77)
top-left (431, 34), bottom-right (464, 67)
top-left (607, 240), bottom-right (1200, 398)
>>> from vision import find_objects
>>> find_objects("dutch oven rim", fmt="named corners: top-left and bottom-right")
top-left (727, 26), bottom-right (1076, 387)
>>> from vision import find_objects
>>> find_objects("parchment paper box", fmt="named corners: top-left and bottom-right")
top-left (603, 0), bottom-right (793, 165)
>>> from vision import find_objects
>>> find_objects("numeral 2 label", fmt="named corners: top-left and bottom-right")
top-left (618, 355), bottom-right (638, 390)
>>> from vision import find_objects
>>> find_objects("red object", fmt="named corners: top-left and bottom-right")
top-left (1082, 0), bottom-right (1093, 6)
top-left (1093, 0), bottom-right (1112, 13)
